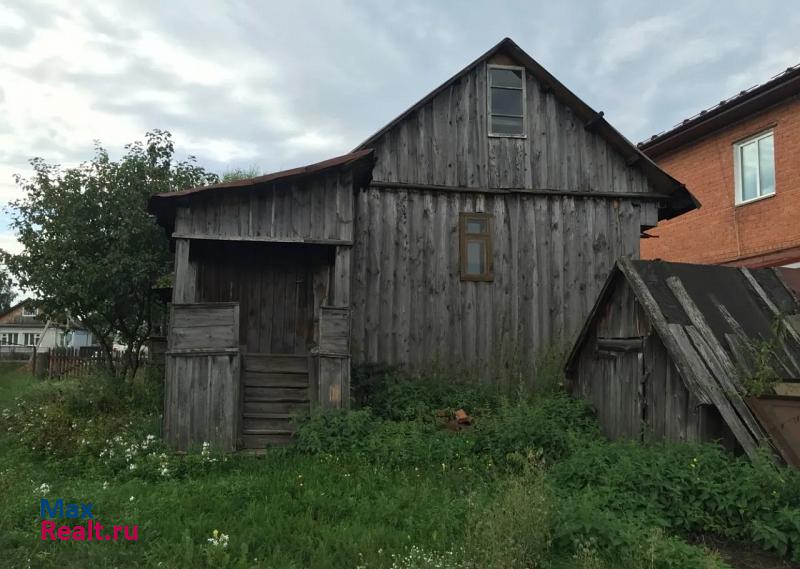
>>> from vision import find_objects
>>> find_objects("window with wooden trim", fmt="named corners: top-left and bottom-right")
top-left (22, 305), bottom-right (36, 317)
top-left (488, 65), bottom-right (526, 137)
top-left (460, 213), bottom-right (493, 281)
top-left (734, 129), bottom-right (775, 204)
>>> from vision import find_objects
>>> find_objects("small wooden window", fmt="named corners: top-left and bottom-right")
top-left (460, 213), bottom-right (493, 281)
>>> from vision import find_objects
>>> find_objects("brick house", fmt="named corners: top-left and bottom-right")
top-left (639, 64), bottom-right (800, 268)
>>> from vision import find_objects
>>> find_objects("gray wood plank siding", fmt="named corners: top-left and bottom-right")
top-left (173, 169), bottom-right (355, 244)
top-left (164, 303), bottom-right (241, 452)
top-left (569, 277), bottom-right (733, 446)
top-left (350, 188), bottom-right (646, 373)
top-left (368, 58), bottom-right (655, 195)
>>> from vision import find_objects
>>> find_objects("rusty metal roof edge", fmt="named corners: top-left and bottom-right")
top-left (150, 148), bottom-right (374, 201)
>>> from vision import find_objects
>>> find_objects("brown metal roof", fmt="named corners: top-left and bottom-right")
top-left (639, 63), bottom-right (800, 158)
top-left (354, 37), bottom-right (699, 220)
top-left (147, 149), bottom-right (374, 228)
top-left (152, 148), bottom-right (373, 200)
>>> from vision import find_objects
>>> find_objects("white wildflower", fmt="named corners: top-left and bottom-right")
top-left (129, 496), bottom-right (135, 502)
top-left (37, 483), bottom-right (50, 496)
top-left (102, 481), bottom-right (109, 490)
top-left (207, 529), bottom-right (229, 549)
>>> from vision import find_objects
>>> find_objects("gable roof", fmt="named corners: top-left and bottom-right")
top-left (566, 257), bottom-right (800, 460)
top-left (147, 149), bottom-right (374, 230)
top-left (354, 37), bottom-right (698, 219)
top-left (0, 298), bottom-right (32, 320)
top-left (639, 62), bottom-right (800, 158)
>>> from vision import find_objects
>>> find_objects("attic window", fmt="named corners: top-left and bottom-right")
top-left (22, 305), bottom-right (36, 317)
top-left (488, 66), bottom-right (525, 137)
top-left (460, 213), bottom-right (493, 281)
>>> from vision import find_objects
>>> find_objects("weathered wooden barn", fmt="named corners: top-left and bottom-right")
top-left (148, 37), bottom-right (699, 451)
top-left (566, 258), bottom-right (800, 465)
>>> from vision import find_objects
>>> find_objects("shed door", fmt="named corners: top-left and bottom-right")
top-left (595, 337), bottom-right (645, 440)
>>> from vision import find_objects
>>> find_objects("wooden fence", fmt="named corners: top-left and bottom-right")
top-left (40, 347), bottom-right (147, 380)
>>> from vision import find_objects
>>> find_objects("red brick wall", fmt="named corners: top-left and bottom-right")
top-left (641, 97), bottom-right (800, 267)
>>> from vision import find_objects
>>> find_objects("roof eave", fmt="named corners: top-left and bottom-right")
top-left (147, 149), bottom-right (375, 232)
top-left (640, 68), bottom-right (800, 158)
top-left (355, 37), bottom-right (698, 219)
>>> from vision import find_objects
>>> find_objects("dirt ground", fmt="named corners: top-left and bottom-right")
top-left (693, 536), bottom-right (799, 569)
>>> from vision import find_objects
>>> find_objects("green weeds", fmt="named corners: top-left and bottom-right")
top-left (0, 361), bottom-right (798, 568)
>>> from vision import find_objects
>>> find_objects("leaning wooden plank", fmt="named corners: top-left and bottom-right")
top-left (685, 325), bottom-right (770, 443)
top-left (668, 324), bottom-right (759, 458)
top-left (617, 258), bottom-right (711, 404)
top-left (666, 277), bottom-right (770, 445)
top-left (666, 277), bottom-right (742, 390)
top-left (742, 268), bottom-right (800, 346)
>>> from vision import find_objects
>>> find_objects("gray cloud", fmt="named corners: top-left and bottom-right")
top-left (0, 0), bottom-right (798, 215)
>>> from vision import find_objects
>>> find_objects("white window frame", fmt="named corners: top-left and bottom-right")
top-left (23, 332), bottom-right (40, 346)
top-left (22, 305), bottom-right (36, 317)
top-left (487, 64), bottom-right (527, 139)
top-left (733, 129), bottom-right (775, 205)
top-left (1, 332), bottom-right (19, 346)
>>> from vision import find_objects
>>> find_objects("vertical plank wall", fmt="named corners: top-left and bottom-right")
top-left (570, 279), bottom-right (647, 440)
top-left (366, 57), bottom-right (657, 196)
top-left (164, 303), bottom-right (241, 452)
top-left (350, 188), bottom-right (650, 375)
top-left (569, 278), bottom-right (730, 445)
top-left (173, 169), bottom-right (355, 244)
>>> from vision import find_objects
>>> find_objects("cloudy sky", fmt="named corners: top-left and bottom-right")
top-left (1, 1), bottom-right (798, 254)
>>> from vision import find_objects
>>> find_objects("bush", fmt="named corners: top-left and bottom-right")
top-left (549, 439), bottom-right (800, 562)
top-left (351, 364), bottom-right (502, 420)
top-left (473, 392), bottom-right (600, 464)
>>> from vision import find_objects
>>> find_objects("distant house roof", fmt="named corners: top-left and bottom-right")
top-left (639, 62), bottom-right (800, 158)
top-left (147, 149), bottom-right (374, 230)
top-left (354, 37), bottom-right (698, 219)
top-left (567, 258), bottom-right (800, 460)
top-left (0, 298), bottom-right (32, 320)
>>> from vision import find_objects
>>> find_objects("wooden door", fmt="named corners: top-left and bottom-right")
top-left (193, 241), bottom-right (321, 355)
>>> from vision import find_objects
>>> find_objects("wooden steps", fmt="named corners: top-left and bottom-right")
top-left (239, 353), bottom-right (310, 449)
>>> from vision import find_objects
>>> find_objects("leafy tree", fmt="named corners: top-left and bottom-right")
top-left (0, 267), bottom-right (16, 313)
top-left (221, 166), bottom-right (262, 182)
top-left (5, 130), bottom-right (218, 378)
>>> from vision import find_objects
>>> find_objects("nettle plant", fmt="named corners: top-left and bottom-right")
top-left (740, 316), bottom-right (789, 397)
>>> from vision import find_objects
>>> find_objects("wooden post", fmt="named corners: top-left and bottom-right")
top-left (173, 239), bottom-right (198, 303)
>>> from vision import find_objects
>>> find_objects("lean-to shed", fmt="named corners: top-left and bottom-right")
top-left (149, 37), bottom-right (698, 451)
top-left (566, 258), bottom-right (800, 465)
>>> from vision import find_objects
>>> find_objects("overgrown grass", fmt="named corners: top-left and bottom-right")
top-left (0, 362), bottom-right (798, 568)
